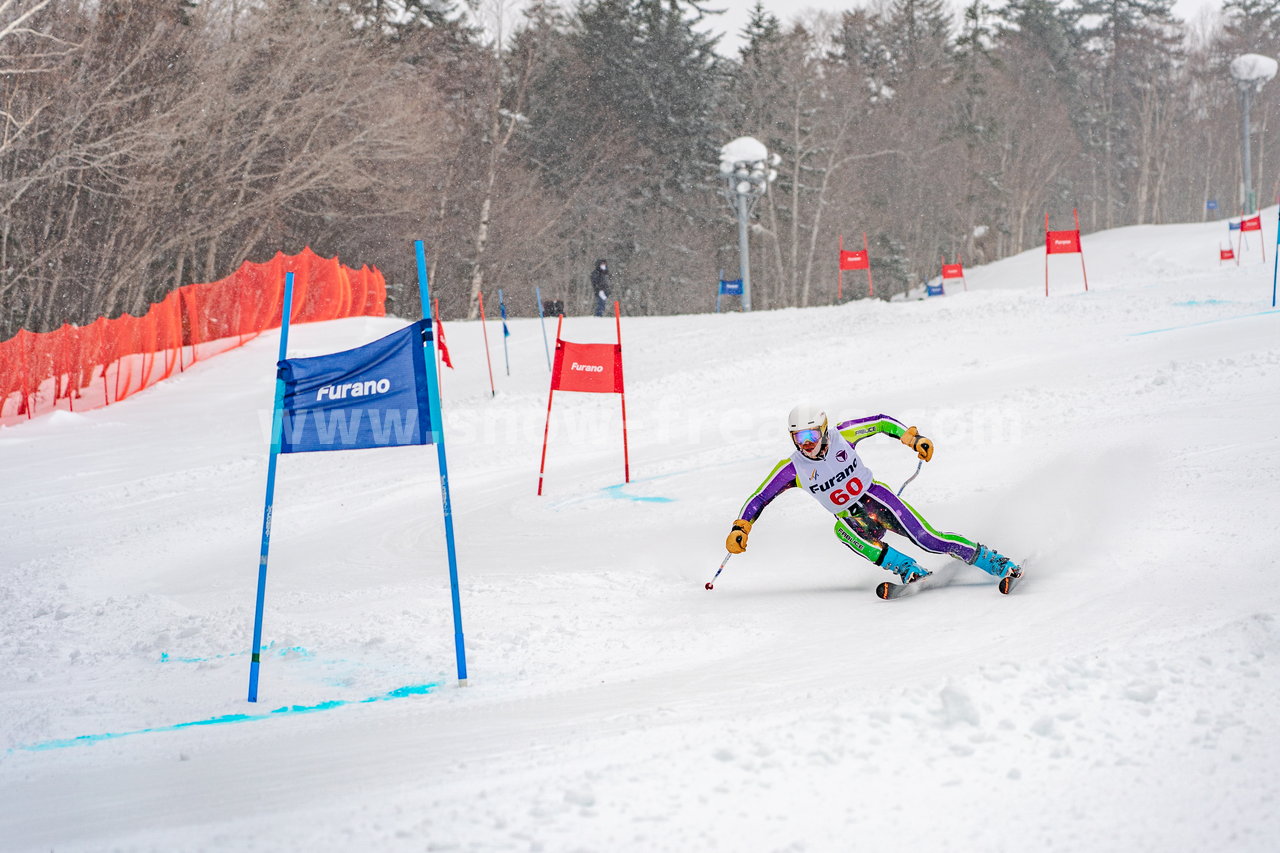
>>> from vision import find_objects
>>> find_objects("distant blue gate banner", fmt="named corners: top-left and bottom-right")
top-left (1229, 220), bottom-right (1241, 231)
top-left (719, 278), bottom-right (744, 295)
top-left (279, 320), bottom-right (432, 453)
top-left (926, 283), bottom-right (945, 296)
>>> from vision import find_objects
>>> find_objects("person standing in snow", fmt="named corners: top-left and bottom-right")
top-left (725, 405), bottom-right (1022, 588)
top-left (591, 259), bottom-right (610, 317)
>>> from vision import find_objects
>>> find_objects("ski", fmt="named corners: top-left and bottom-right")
top-left (877, 560), bottom-right (1027, 599)
top-left (998, 566), bottom-right (1026, 594)
top-left (875, 575), bottom-right (934, 600)
top-left (996, 558), bottom-right (1029, 594)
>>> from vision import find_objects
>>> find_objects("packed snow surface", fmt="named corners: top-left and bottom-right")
top-left (3, 213), bottom-right (1280, 851)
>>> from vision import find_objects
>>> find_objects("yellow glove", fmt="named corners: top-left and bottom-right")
top-left (726, 519), bottom-right (752, 554)
top-left (901, 426), bottom-right (934, 462)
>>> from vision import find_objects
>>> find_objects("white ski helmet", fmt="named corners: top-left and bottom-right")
top-left (787, 404), bottom-right (829, 459)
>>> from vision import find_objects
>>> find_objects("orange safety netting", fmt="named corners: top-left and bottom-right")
top-left (0, 247), bottom-right (386, 423)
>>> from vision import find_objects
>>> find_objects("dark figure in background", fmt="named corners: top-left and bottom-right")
top-left (591, 259), bottom-right (610, 316)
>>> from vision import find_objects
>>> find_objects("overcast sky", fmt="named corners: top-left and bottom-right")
top-left (701, 0), bottom-right (1227, 57)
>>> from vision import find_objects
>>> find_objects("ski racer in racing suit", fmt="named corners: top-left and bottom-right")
top-left (725, 405), bottom-right (1021, 588)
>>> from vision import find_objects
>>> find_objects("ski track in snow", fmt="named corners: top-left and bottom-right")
top-left (2, 214), bottom-right (1280, 851)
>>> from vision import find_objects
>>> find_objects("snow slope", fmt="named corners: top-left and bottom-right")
top-left (2, 213), bottom-right (1280, 852)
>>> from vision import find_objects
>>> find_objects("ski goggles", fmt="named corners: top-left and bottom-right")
top-left (791, 428), bottom-right (823, 447)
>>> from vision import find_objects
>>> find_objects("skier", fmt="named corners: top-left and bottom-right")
top-left (725, 404), bottom-right (1022, 590)
top-left (591, 259), bottom-right (610, 317)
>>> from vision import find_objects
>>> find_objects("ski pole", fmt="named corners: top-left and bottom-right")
top-left (897, 460), bottom-right (923, 496)
top-left (704, 552), bottom-right (733, 590)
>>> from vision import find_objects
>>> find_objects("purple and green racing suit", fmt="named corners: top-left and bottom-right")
top-left (737, 414), bottom-right (981, 566)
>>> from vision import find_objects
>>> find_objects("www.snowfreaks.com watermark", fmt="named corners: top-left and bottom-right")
top-left (256, 407), bottom-right (423, 447)
top-left (542, 403), bottom-right (1024, 451)
top-left (255, 402), bottom-right (1021, 451)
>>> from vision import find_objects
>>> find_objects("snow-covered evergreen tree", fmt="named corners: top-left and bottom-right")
top-left (1076, 0), bottom-right (1186, 226)
top-left (883, 0), bottom-right (954, 79)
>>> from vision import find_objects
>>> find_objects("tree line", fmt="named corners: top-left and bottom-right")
top-left (2, 0), bottom-right (1277, 339)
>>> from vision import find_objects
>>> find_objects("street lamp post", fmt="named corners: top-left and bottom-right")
top-left (718, 137), bottom-right (778, 312)
top-left (1230, 54), bottom-right (1277, 216)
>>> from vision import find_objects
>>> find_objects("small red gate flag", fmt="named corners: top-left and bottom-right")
top-left (839, 250), bottom-right (870, 271)
top-left (436, 317), bottom-right (454, 369)
top-left (1046, 230), bottom-right (1082, 254)
top-left (941, 263), bottom-right (964, 279)
top-left (551, 340), bottom-right (623, 394)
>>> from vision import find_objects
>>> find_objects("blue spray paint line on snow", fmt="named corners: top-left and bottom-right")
top-left (12, 681), bottom-right (441, 753)
top-left (550, 459), bottom-right (745, 509)
top-left (1173, 299), bottom-right (1237, 307)
top-left (600, 483), bottom-right (675, 503)
top-left (159, 643), bottom-right (314, 664)
top-left (1129, 308), bottom-right (1280, 336)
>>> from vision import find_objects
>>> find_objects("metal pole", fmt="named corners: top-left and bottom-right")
top-left (1242, 87), bottom-right (1255, 215)
top-left (1074, 207), bottom-right (1089, 292)
top-left (478, 292), bottom-right (495, 397)
top-left (498, 288), bottom-right (510, 377)
top-left (615, 301), bottom-right (629, 484)
top-left (837, 235), bottom-right (844, 303)
top-left (537, 315), bottom-right (564, 496)
top-left (247, 271), bottom-right (296, 703)
top-left (737, 190), bottom-right (752, 312)
top-left (1272, 207), bottom-right (1279, 307)
top-left (415, 241), bottom-right (468, 685)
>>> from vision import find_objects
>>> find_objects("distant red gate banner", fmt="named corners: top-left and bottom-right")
top-left (837, 232), bottom-right (874, 300)
top-left (1045, 230), bottom-right (1082, 254)
top-left (537, 303), bottom-right (629, 495)
top-left (839, 250), bottom-right (869, 270)
top-left (0, 247), bottom-right (386, 423)
top-left (1228, 211), bottom-right (1269, 261)
top-left (1044, 210), bottom-right (1090, 297)
top-left (1237, 214), bottom-right (1267, 264)
top-left (552, 341), bottom-right (624, 393)
top-left (940, 255), bottom-right (967, 292)
top-left (1220, 246), bottom-right (1236, 264)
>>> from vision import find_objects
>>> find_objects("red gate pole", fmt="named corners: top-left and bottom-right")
top-left (863, 231), bottom-right (874, 297)
top-left (1074, 209), bottom-right (1089, 292)
top-left (1044, 213), bottom-right (1050, 298)
top-left (537, 315), bottom-right (564, 496)
top-left (837, 234), bottom-right (844, 302)
top-left (433, 298), bottom-right (444, 391)
top-left (478, 292), bottom-right (496, 398)
top-left (615, 301), bottom-right (630, 484)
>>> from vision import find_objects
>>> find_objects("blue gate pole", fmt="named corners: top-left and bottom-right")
top-left (536, 286), bottom-right (551, 371)
top-left (415, 240), bottom-right (468, 685)
top-left (1272, 207), bottom-right (1279, 308)
top-left (498, 288), bottom-right (511, 376)
top-left (248, 271), bottom-right (296, 703)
